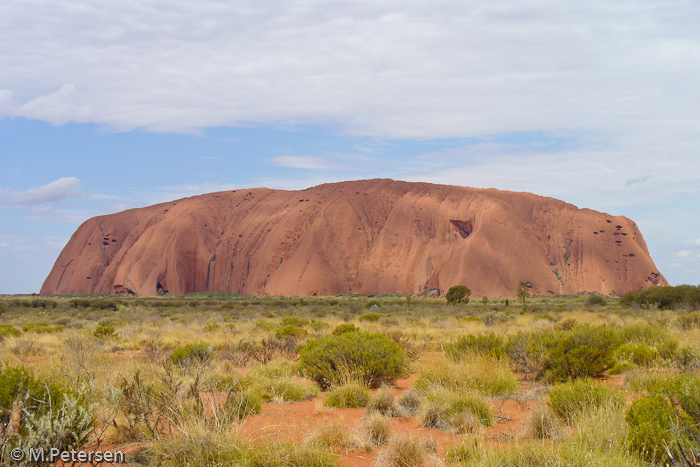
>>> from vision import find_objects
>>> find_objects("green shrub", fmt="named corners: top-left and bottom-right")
top-left (674, 374), bottom-right (700, 423)
top-left (331, 323), bottom-right (359, 335)
top-left (22, 322), bottom-right (64, 334)
top-left (585, 295), bottom-right (607, 306)
top-left (93, 324), bottom-right (116, 338)
top-left (324, 382), bottom-right (371, 408)
top-left (359, 312), bottom-right (381, 322)
top-left (0, 324), bottom-right (21, 339)
top-left (275, 324), bottom-right (308, 339)
top-left (446, 285), bottom-right (471, 304)
top-left (548, 379), bottom-right (625, 424)
top-left (280, 316), bottom-right (310, 327)
top-left (505, 330), bottom-right (559, 379)
top-left (626, 395), bottom-right (696, 465)
top-left (0, 365), bottom-right (94, 461)
top-left (89, 298), bottom-right (120, 310)
top-left (542, 325), bottom-right (620, 382)
top-left (443, 333), bottom-right (505, 360)
top-left (614, 343), bottom-right (658, 367)
top-left (300, 331), bottom-right (407, 389)
top-left (621, 284), bottom-right (700, 309)
top-left (170, 342), bottom-right (212, 366)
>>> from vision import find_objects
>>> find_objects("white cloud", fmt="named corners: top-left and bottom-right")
top-left (677, 250), bottom-right (691, 258)
top-left (0, 177), bottom-right (85, 208)
top-left (0, 0), bottom-right (697, 141)
top-left (270, 155), bottom-right (342, 170)
top-left (16, 85), bottom-right (94, 125)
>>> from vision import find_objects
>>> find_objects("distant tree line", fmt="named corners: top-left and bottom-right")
top-left (621, 285), bottom-right (700, 309)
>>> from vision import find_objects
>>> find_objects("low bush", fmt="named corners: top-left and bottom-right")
top-left (626, 395), bottom-right (697, 465)
top-left (443, 333), bottom-right (505, 360)
top-left (621, 284), bottom-right (700, 309)
top-left (542, 325), bottom-right (620, 382)
top-left (331, 323), bottom-right (359, 335)
top-left (324, 382), bottom-right (371, 408)
top-left (280, 316), bottom-right (310, 327)
top-left (0, 365), bottom-right (95, 463)
top-left (300, 331), bottom-right (407, 389)
top-left (614, 343), bottom-right (658, 367)
top-left (548, 379), bottom-right (625, 424)
top-left (585, 295), bottom-right (607, 306)
top-left (275, 324), bottom-right (308, 339)
top-left (93, 324), bottom-right (116, 338)
top-left (359, 312), bottom-right (381, 322)
top-left (170, 342), bottom-right (212, 367)
top-left (0, 324), bottom-right (21, 339)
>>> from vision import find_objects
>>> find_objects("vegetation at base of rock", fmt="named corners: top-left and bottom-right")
top-left (446, 285), bottom-right (471, 304)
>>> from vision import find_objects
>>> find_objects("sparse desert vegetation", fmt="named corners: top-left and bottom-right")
top-left (0, 286), bottom-right (698, 466)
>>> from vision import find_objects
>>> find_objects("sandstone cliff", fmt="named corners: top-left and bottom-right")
top-left (41, 179), bottom-right (667, 297)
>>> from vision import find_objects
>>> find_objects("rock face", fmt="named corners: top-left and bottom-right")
top-left (41, 179), bottom-right (667, 297)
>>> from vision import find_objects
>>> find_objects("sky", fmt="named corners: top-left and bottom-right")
top-left (1, 0), bottom-right (699, 294)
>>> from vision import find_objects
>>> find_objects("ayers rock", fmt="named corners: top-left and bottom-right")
top-left (41, 179), bottom-right (666, 298)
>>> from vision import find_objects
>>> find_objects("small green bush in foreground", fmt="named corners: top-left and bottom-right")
top-left (300, 331), bottom-right (406, 389)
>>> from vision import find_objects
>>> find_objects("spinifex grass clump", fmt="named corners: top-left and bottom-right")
top-left (418, 390), bottom-right (493, 432)
top-left (414, 354), bottom-right (519, 396)
top-left (548, 378), bottom-right (625, 424)
top-left (324, 382), bottom-right (371, 408)
top-left (443, 333), bottom-right (505, 360)
top-left (300, 331), bottom-right (407, 389)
